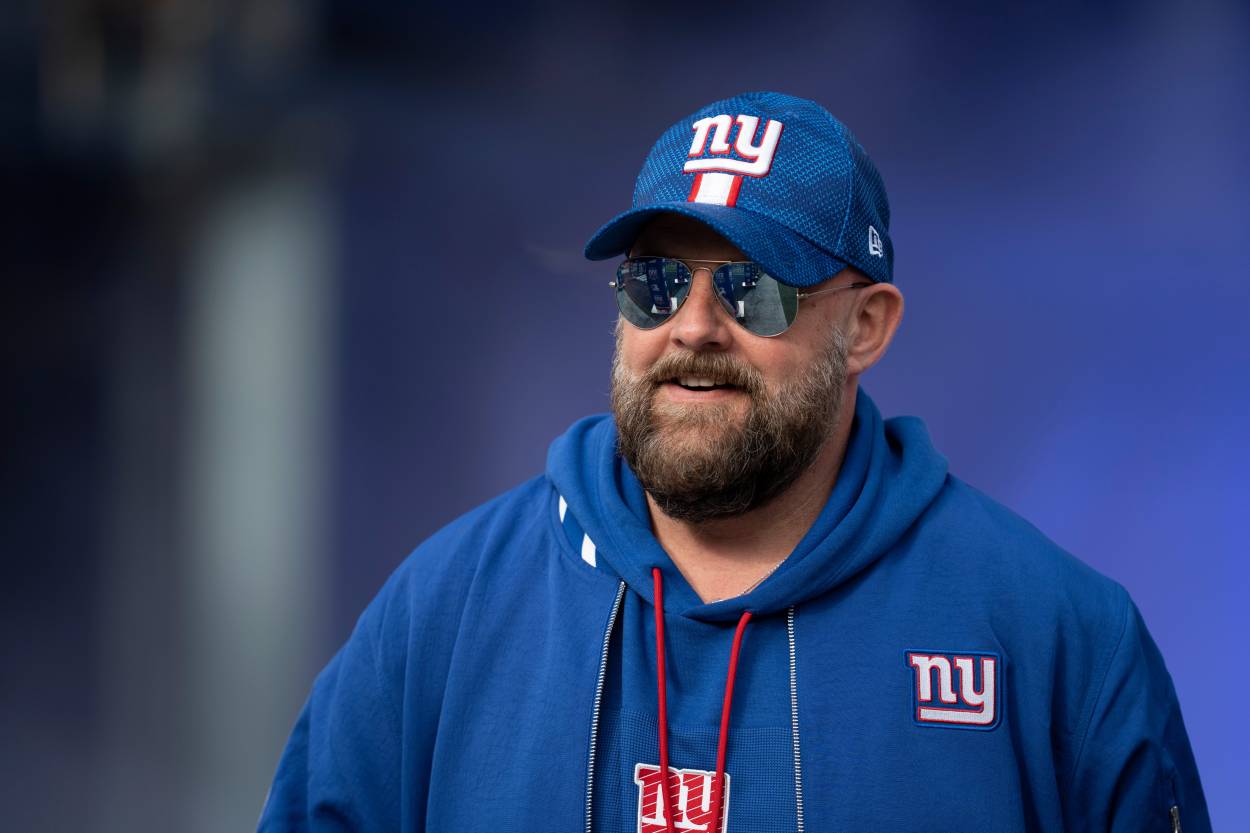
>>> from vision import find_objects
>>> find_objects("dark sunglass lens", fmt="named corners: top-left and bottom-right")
top-left (715, 263), bottom-right (798, 337)
top-left (615, 258), bottom-right (691, 329)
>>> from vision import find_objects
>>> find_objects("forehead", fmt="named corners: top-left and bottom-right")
top-left (629, 214), bottom-right (747, 261)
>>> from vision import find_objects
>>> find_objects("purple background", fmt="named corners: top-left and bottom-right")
top-left (4, 2), bottom-right (1246, 831)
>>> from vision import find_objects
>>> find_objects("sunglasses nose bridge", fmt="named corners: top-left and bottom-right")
top-left (685, 263), bottom-right (738, 320)
top-left (666, 264), bottom-right (736, 347)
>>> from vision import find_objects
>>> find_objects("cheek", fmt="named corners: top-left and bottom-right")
top-left (743, 342), bottom-right (802, 385)
top-left (756, 321), bottom-right (835, 380)
top-left (617, 325), bottom-right (669, 373)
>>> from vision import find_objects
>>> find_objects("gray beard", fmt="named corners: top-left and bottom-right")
top-left (611, 326), bottom-right (848, 524)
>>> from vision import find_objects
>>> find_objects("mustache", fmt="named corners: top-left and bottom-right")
top-left (643, 351), bottom-right (763, 393)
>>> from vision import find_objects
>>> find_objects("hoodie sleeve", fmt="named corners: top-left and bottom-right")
top-left (253, 480), bottom-right (547, 832)
top-left (1064, 591), bottom-right (1211, 833)
top-left (255, 587), bottom-right (407, 833)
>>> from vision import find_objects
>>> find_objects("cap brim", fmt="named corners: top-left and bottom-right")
top-left (583, 201), bottom-right (853, 289)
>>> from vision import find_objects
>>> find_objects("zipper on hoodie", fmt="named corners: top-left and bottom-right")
top-left (585, 580), bottom-right (626, 833)
top-left (787, 606), bottom-right (806, 833)
top-left (584, 588), bottom-right (807, 833)
top-left (1165, 757), bottom-right (1182, 833)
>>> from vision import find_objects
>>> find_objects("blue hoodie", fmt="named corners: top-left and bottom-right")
top-left (258, 389), bottom-right (1209, 832)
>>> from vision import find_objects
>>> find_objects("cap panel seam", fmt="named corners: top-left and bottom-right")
top-left (832, 117), bottom-right (855, 255)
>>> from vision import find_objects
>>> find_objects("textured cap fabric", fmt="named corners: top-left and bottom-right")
top-left (584, 91), bottom-right (894, 287)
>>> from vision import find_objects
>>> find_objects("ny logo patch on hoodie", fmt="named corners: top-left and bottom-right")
top-left (634, 764), bottom-right (730, 833)
top-left (906, 650), bottom-right (1001, 730)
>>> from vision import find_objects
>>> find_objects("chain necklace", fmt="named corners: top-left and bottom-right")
top-left (709, 557), bottom-right (787, 604)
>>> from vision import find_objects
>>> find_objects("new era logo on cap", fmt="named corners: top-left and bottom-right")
top-left (869, 225), bottom-right (884, 257)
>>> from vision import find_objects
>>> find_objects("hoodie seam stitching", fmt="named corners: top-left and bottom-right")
top-left (1064, 589), bottom-right (1132, 792)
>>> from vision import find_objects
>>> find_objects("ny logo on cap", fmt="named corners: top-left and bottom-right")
top-left (906, 650), bottom-right (1000, 729)
top-left (634, 763), bottom-right (730, 833)
top-left (684, 114), bottom-right (784, 208)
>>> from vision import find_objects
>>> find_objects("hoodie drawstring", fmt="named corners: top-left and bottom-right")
top-left (651, 567), bottom-right (753, 833)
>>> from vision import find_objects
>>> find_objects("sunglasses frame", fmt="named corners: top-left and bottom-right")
top-left (610, 255), bottom-right (873, 338)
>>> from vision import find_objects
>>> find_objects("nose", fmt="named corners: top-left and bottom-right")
top-left (670, 267), bottom-right (734, 351)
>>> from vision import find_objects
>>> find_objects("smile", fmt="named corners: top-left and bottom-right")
top-left (660, 380), bottom-right (744, 401)
top-left (674, 376), bottom-right (738, 391)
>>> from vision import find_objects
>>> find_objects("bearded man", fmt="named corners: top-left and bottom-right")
top-left (258, 92), bottom-right (1210, 833)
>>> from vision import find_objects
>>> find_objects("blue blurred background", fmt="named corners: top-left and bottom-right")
top-left (3, 1), bottom-right (1247, 830)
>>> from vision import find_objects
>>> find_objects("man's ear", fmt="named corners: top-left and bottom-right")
top-left (845, 283), bottom-right (904, 376)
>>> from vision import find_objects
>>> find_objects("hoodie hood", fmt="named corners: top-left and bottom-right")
top-left (545, 387), bottom-right (949, 622)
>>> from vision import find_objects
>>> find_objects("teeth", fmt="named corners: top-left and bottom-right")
top-left (678, 376), bottom-right (720, 388)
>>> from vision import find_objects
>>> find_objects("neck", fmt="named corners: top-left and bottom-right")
top-left (647, 384), bottom-right (858, 604)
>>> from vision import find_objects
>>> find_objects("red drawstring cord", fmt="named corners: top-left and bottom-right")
top-left (708, 608), bottom-right (752, 833)
top-left (651, 567), bottom-right (753, 833)
top-left (651, 567), bottom-right (676, 833)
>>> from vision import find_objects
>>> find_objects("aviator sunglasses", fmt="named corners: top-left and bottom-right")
top-left (612, 256), bottom-right (871, 338)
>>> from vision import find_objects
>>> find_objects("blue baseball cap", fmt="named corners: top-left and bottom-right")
top-left (583, 91), bottom-right (894, 287)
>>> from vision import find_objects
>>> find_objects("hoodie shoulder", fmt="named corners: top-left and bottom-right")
top-left (343, 474), bottom-right (559, 719)
top-left (258, 474), bottom-right (565, 831)
top-left (361, 475), bottom-right (556, 640)
top-left (387, 474), bottom-right (557, 599)
top-left (929, 474), bottom-right (1129, 618)
top-left (910, 474), bottom-right (1136, 755)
